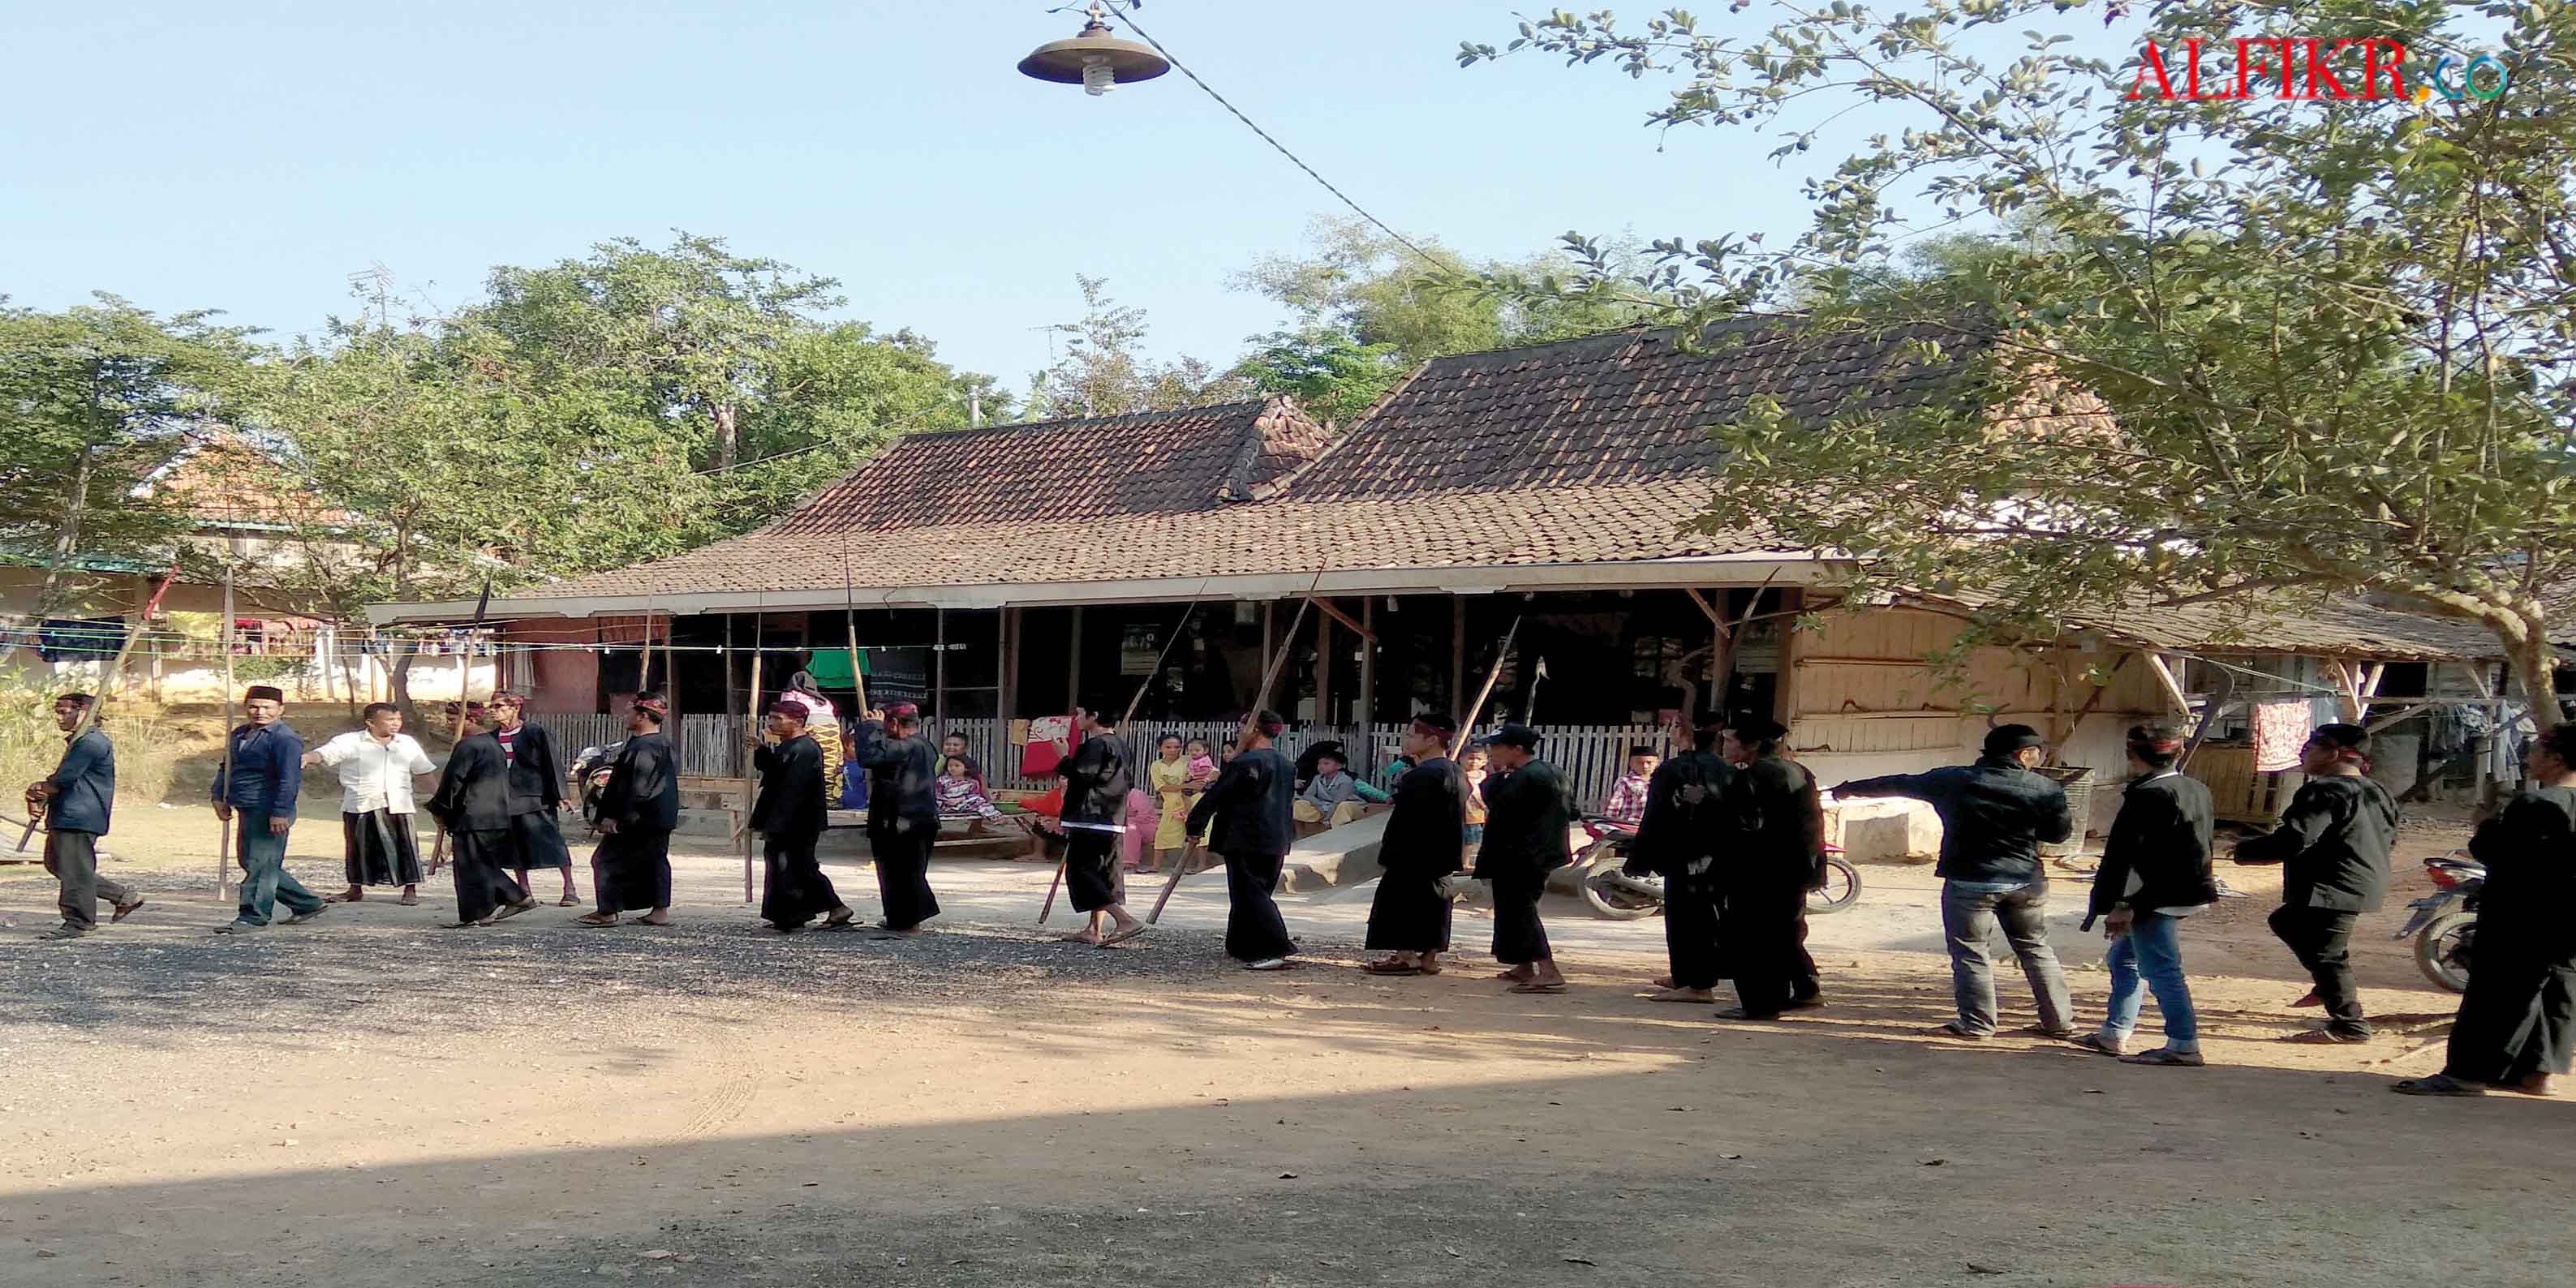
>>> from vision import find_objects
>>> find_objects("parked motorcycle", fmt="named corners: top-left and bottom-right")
top-left (1567, 814), bottom-right (1863, 921)
top-left (2394, 850), bottom-right (2482, 994)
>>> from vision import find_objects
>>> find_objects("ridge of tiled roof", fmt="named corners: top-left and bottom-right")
top-left (767, 397), bottom-right (1335, 535)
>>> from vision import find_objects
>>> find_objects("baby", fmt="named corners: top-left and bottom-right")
top-left (935, 755), bottom-right (1004, 820)
top-left (1185, 737), bottom-right (1217, 784)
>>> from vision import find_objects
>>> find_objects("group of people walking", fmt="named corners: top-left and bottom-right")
top-left (21, 683), bottom-right (2576, 1100)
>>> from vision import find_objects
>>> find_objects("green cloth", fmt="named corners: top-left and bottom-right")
top-left (804, 649), bottom-right (871, 688)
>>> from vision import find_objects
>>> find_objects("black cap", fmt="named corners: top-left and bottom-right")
top-left (1486, 724), bottom-right (1540, 751)
top-left (1984, 723), bottom-right (2046, 757)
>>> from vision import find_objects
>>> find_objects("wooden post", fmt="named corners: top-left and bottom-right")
top-left (999, 607), bottom-right (1018, 726)
top-left (1315, 611), bottom-right (1332, 725)
top-left (742, 615), bottom-right (762, 904)
top-left (1358, 597), bottom-right (1376, 762)
top-left (934, 607), bottom-right (948, 722)
top-left (1450, 597), bottom-right (1467, 718)
top-left (1771, 587), bottom-right (1804, 731)
top-left (217, 564), bottom-right (237, 897)
top-left (1067, 606), bottom-right (1084, 708)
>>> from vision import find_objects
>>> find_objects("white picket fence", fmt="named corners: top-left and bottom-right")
top-left (523, 713), bottom-right (1671, 808)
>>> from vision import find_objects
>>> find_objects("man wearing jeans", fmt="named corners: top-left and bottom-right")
top-left (2077, 724), bottom-right (2219, 1066)
top-left (211, 685), bottom-right (326, 934)
top-left (1838, 724), bottom-right (2078, 1039)
top-left (2233, 723), bottom-right (2397, 1044)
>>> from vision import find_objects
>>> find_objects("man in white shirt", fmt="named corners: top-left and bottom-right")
top-left (303, 702), bottom-right (440, 905)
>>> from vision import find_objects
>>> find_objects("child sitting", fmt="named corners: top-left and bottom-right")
top-left (935, 755), bottom-right (1005, 820)
top-left (1293, 752), bottom-right (1391, 829)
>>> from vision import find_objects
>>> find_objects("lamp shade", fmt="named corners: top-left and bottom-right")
top-left (1018, 17), bottom-right (1170, 88)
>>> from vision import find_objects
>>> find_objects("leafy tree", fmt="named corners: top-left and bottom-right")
top-left (1466, 1), bottom-right (2576, 711)
top-left (0, 296), bottom-right (256, 616)
top-left (1235, 326), bottom-right (1407, 423)
top-left (1026, 275), bottom-right (1250, 420)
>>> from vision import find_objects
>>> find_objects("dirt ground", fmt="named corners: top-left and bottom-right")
top-left (2, 801), bottom-right (2566, 1288)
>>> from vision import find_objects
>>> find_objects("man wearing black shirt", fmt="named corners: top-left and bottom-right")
top-left (1477, 725), bottom-right (1575, 995)
top-left (750, 701), bottom-right (852, 933)
top-left (856, 702), bottom-right (942, 933)
top-left (1628, 716), bottom-right (1735, 1002)
top-left (1054, 704), bottom-right (1146, 947)
top-left (2234, 722), bottom-right (2398, 1043)
top-left (1188, 709), bottom-right (1301, 968)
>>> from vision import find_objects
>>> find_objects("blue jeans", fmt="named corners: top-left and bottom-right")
top-left (2101, 910), bottom-right (2199, 1047)
top-left (235, 817), bottom-right (323, 925)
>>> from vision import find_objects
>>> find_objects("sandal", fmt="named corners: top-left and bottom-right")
top-left (555, 896), bottom-right (582, 908)
top-left (1099, 925), bottom-right (1148, 947)
top-left (492, 899), bottom-right (539, 922)
top-left (2071, 1033), bottom-right (2127, 1057)
top-left (37, 925), bottom-right (89, 941)
top-left (574, 914), bottom-right (618, 927)
top-left (2018, 1024), bottom-right (2079, 1040)
top-left (1510, 981), bottom-right (1568, 995)
top-left (1362, 960), bottom-right (1422, 977)
top-left (2392, 1074), bottom-right (2484, 1096)
top-left (1712, 1006), bottom-right (1781, 1020)
top-left (396, 893), bottom-right (420, 907)
top-left (110, 898), bottom-right (146, 923)
top-left (1927, 1022), bottom-right (1991, 1040)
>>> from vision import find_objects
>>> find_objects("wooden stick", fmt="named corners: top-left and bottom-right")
top-left (217, 564), bottom-right (237, 895)
top-left (428, 578), bottom-right (493, 874)
top-left (1147, 574), bottom-right (1322, 925)
top-left (742, 616), bottom-right (763, 905)
top-left (1454, 615), bottom-right (1525, 745)
top-left (1040, 581), bottom-right (1213, 925)
top-left (18, 570), bottom-right (173, 852)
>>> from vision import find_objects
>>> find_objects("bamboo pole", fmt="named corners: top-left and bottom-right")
top-left (742, 616), bottom-right (763, 904)
top-left (1040, 582), bottom-right (1213, 925)
top-left (1150, 577), bottom-right (1321, 924)
top-left (217, 565), bottom-right (237, 896)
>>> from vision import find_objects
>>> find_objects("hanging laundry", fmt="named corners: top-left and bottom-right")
top-left (1020, 714), bottom-right (1081, 776)
top-left (2251, 698), bottom-right (2316, 772)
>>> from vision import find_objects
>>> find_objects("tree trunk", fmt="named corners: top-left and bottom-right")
top-left (714, 401), bottom-right (739, 470)
top-left (2507, 634), bottom-right (2564, 723)
top-left (389, 640), bottom-right (420, 723)
top-left (35, 443), bottom-right (97, 617)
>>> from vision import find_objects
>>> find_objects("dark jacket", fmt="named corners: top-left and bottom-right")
top-left (752, 733), bottom-right (828, 837)
top-left (1627, 748), bottom-right (1735, 878)
top-left (495, 721), bottom-right (565, 815)
top-left (1476, 758), bottom-right (1576, 882)
top-left (1058, 730), bottom-right (1134, 826)
top-left (1840, 756), bottom-right (2072, 885)
top-left (1378, 755), bottom-right (1467, 877)
top-left (425, 734), bottom-right (512, 834)
top-left (44, 728), bottom-right (116, 835)
top-left (597, 731), bottom-right (680, 832)
top-left (1188, 745), bottom-right (1295, 858)
top-left (2084, 770), bottom-right (2218, 929)
top-left (857, 720), bottom-right (938, 827)
top-left (213, 720), bottom-right (303, 818)
top-left (1727, 753), bottom-right (1825, 890)
top-left (2233, 773), bottom-right (2398, 912)
top-left (2467, 785), bottom-right (2576, 951)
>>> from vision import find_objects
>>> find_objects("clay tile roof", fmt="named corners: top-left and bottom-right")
top-left (769, 396), bottom-right (1332, 535)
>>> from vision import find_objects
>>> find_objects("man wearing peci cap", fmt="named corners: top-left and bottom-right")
top-left (855, 701), bottom-right (943, 933)
top-left (578, 691), bottom-right (681, 928)
top-left (1838, 724), bottom-right (2079, 1039)
top-left (1474, 725), bottom-right (1576, 994)
top-left (212, 685), bottom-right (328, 934)
top-left (2232, 722), bottom-right (2398, 1044)
top-left (1716, 716), bottom-right (1827, 1020)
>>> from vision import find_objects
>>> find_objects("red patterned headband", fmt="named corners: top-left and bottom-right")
top-left (633, 697), bottom-right (669, 718)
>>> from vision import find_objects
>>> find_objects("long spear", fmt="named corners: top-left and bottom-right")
top-left (1148, 573), bottom-right (1323, 925)
top-left (427, 576), bottom-right (493, 874)
top-left (1038, 578), bottom-right (1213, 925)
top-left (742, 611), bottom-right (764, 904)
top-left (20, 567), bottom-right (178, 852)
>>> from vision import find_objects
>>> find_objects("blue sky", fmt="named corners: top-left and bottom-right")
top-left (0, 1), bottom-right (2092, 390)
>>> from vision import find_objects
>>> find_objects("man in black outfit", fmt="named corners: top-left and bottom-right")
top-left (1055, 703), bottom-right (1146, 947)
top-left (1188, 708), bottom-right (1299, 968)
top-left (424, 706), bottom-right (537, 928)
top-left (486, 692), bottom-right (578, 908)
top-left (2233, 722), bottom-right (2398, 1044)
top-left (856, 702), bottom-right (942, 933)
top-left (1717, 716), bottom-right (1826, 1020)
top-left (1363, 715), bottom-right (1468, 977)
top-left (2398, 720), bottom-right (2576, 1097)
top-left (579, 692), bottom-right (680, 928)
top-left (1628, 715), bottom-right (1735, 1002)
top-left (1477, 725), bottom-right (1575, 995)
top-left (751, 701), bottom-right (854, 932)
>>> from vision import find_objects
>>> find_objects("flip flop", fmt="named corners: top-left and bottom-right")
top-left (1362, 962), bottom-right (1422, 977)
top-left (110, 898), bottom-right (145, 923)
top-left (2392, 1075), bottom-right (2484, 1097)
top-left (397, 894), bottom-right (420, 907)
top-left (1098, 925), bottom-right (1148, 947)
top-left (2070, 1033), bottom-right (2127, 1057)
top-left (1510, 981), bottom-right (1568, 994)
top-left (1927, 1022), bottom-right (1991, 1040)
top-left (574, 915), bottom-right (619, 927)
top-left (1646, 989), bottom-right (1716, 1003)
top-left (555, 896), bottom-right (582, 907)
top-left (1243, 958), bottom-right (1297, 971)
top-left (492, 899), bottom-right (539, 922)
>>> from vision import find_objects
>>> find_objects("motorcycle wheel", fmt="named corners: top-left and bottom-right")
top-left (2415, 912), bottom-right (2474, 994)
top-left (1581, 868), bottom-right (1664, 921)
top-left (1805, 857), bottom-right (1863, 915)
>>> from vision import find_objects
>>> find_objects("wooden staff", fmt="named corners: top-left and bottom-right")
top-left (841, 535), bottom-right (870, 715)
top-left (1454, 614), bottom-right (1525, 748)
top-left (216, 564), bottom-right (238, 894)
top-left (427, 577), bottom-right (493, 874)
top-left (1039, 581), bottom-right (1215, 924)
top-left (742, 616), bottom-right (763, 904)
top-left (1148, 577), bottom-right (1320, 925)
top-left (18, 569), bottom-right (175, 852)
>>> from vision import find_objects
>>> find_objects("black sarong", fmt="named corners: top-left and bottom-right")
top-left (2442, 944), bottom-right (2576, 1084)
top-left (761, 828), bottom-right (841, 930)
top-left (1223, 849), bottom-right (1295, 961)
top-left (505, 809), bottom-right (573, 871)
top-left (1662, 871), bottom-right (1724, 990)
top-left (1726, 880), bottom-right (1808, 1017)
top-left (342, 809), bottom-right (424, 887)
top-left (1489, 870), bottom-right (1551, 966)
top-left (869, 819), bottom-right (940, 930)
top-left (1064, 827), bottom-right (1122, 913)
top-left (449, 828), bottom-right (529, 923)
top-left (595, 827), bottom-right (673, 915)
top-left (1365, 872), bottom-right (1453, 953)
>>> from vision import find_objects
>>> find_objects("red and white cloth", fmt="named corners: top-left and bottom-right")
top-left (2250, 699), bottom-right (2314, 773)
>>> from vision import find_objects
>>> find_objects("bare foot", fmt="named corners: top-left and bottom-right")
top-left (638, 912), bottom-right (672, 925)
top-left (1647, 986), bottom-right (1715, 1002)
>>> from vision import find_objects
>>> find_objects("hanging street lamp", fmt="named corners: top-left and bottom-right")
top-left (1017, 2), bottom-right (1170, 96)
